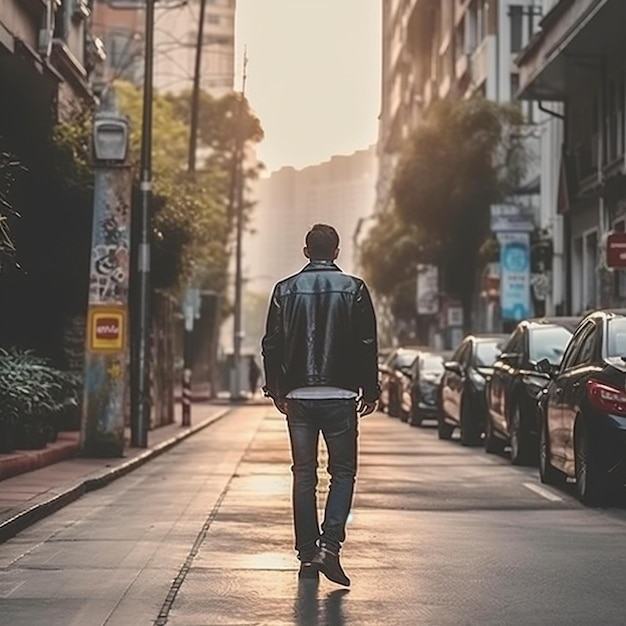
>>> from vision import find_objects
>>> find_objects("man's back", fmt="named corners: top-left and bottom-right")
top-left (262, 260), bottom-right (378, 402)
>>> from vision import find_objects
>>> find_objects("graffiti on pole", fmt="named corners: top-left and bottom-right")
top-left (89, 169), bottom-right (131, 304)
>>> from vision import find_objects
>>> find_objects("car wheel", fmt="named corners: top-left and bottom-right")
top-left (437, 412), bottom-right (454, 440)
top-left (574, 419), bottom-right (613, 507)
top-left (484, 411), bottom-right (505, 454)
top-left (510, 403), bottom-right (533, 466)
top-left (538, 409), bottom-right (564, 486)
top-left (460, 396), bottom-right (481, 447)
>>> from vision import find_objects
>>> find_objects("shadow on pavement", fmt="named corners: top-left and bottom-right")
top-left (294, 582), bottom-right (349, 626)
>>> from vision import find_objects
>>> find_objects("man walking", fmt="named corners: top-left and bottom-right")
top-left (261, 223), bottom-right (379, 587)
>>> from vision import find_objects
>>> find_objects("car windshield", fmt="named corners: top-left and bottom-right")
top-left (420, 355), bottom-right (444, 373)
top-left (473, 341), bottom-right (501, 367)
top-left (606, 318), bottom-right (626, 357)
top-left (529, 326), bottom-right (572, 364)
top-left (396, 351), bottom-right (418, 368)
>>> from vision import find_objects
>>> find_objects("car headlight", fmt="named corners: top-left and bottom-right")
top-left (468, 368), bottom-right (485, 390)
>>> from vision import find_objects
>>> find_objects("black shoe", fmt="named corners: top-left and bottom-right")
top-left (298, 561), bottom-right (319, 580)
top-left (311, 544), bottom-right (350, 587)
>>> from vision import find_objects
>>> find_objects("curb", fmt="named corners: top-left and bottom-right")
top-left (0, 407), bottom-right (232, 545)
top-left (0, 436), bottom-right (81, 481)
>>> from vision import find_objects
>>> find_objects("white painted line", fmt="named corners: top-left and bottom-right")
top-left (523, 482), bottom-right (564, 502)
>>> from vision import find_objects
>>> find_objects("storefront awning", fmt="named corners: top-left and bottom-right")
top-left (517, 0), bottom-right (626, 101)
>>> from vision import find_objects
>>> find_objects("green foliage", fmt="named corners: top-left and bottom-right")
top-left (116, 82), bottom-right (264, 293)
top-left (361, 97), bottom-right (530, 324)
top-left (0, 142), bottom-right (22, 271)
top-left (50, 106), bottom-right (94, 194)
top-left (0, 348), bottom-right (80, 426)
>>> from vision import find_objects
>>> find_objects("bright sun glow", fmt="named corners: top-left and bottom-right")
top-left (235, 0), bottom-right (382, 173)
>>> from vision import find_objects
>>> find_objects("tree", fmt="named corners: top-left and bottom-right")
top-left (390, 97), bottom-right (529, 325)
top-left (115, 82), bottom-right (264, 294)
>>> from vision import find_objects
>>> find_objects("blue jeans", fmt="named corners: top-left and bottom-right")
top-left (285, 398), bottom-right (358, 561)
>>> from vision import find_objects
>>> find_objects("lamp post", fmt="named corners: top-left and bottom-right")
top-left (81, 96), bottom-right (132, 457)
top-left (130, 0), bottom-right (155, 448)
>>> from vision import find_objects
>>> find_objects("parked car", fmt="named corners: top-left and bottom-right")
top-left (438, 334), bottom-right (508, 445)
top-left (484, 317), bottom-right (580, 465)
top-left (537, 309), bottom-right (626, 505)
top-left (379, 346), bottom-right (423, 417)
top-left (404, 352), bottom-right (447, 426)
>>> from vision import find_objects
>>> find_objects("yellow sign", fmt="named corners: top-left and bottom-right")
top-left (88, 307), bottom-right (126, 352)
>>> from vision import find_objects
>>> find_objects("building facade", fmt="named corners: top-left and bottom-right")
top-left (237, 147), bottom-right (378, 352)
top-left (518, 0), bottom-right (626, 315)
top-left (91, 0), bottom-right (144, 89)
top-left (376, 0), bottom-right (546, 338)
top-left (153, 0), bottom-right (235, 96)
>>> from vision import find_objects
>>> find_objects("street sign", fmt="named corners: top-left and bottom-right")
top-left (490, 204), bottom-right (535, 233)
top-left (88, 306), bottom-right (126, 352)
top-left (498, 231), bottom-right (531, 321)
top-left (606, 232), bottom-right (626, 268)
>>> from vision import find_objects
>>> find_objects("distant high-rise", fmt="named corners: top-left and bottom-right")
top-left (153, 0), bottom-right (236, 95)
top-left (244, 146), bottom-right (378, 295)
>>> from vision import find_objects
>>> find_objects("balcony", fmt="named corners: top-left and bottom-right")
top-left (455, 53), bottom-right (469, 81)
top-left (438, 74), bottom-right (451, 99)
top-left (423, 77), bottom-right (437, 108)
top-left (470, 38), bottom-right (488, 88)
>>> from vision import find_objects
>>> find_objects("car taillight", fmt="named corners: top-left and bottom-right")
top-left (586, 379), bottom-right (626, 416)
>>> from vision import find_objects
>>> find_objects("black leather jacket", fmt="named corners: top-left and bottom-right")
top-left (261, 261), bottom-right (379, 402)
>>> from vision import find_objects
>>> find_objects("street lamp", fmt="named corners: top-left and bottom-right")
top-left (93, 110), bottom-right (129, 162)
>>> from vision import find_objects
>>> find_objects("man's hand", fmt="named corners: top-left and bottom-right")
top-left (273, 397), bottom-right (288, 415)
top-left (357, 399), bottom-right (377, 417)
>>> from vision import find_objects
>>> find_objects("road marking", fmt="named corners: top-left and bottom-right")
top-left (523, 482), bottom-right (563, 502)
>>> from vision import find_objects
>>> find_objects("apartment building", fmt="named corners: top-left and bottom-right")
top-left (376, 0), bottom-right (548, 335)
top-left (153, 0), bottom-right (235, 96)
top-left (517, 0), bottom-right (626, 314)
top-left (91, 0), bottom-right (144, 89)
top-left (1, 0), bottom-right (99, 117)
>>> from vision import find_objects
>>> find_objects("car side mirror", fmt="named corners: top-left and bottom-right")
top-left (536, 358), bottom-right (553, 376)
top-left (443, 361), bottom-right (463, 376)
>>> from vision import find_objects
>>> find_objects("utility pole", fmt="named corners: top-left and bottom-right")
top-left (188, 0), bottom-right (208, 173)
top-left (130, 0), bottom-right (155, 448)
top-left (181, 0), bottom-right (208, 425)
top-left (231, 50), bottom-right (248, 402)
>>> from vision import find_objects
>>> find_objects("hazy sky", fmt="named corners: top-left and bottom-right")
top-left (235, 0), bottom-right (382, 173)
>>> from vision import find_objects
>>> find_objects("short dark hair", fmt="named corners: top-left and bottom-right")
top-left (305, 224), bottom-right (340, 260)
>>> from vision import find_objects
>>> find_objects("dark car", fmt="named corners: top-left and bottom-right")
top-left (438, 334), bottom-right (508, 446)
top-left (538, 310), bottom-right (626, 506)
top-left (379, 346), bottom-right (423, 417)
top-left (404, 352), bottom-right (447, 426)
top-left (484, 317), bottom-right (580, 465)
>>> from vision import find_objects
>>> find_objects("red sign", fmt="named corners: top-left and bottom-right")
top-left (88, 307), bottom-right (126, 352)
top-left (95, 318), bottom-right (121, 341)
top-left (607, 232), bottom-right (626, 268)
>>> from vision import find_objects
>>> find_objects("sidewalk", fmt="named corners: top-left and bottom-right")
top-left (0, 402), bottom-right (233, 544)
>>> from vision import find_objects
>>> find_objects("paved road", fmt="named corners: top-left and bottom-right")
top-left (2, 405), bottom-right (626, 625)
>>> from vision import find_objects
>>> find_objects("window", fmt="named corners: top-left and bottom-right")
top-left (503, 328), bottom-right (524, 356)
top-left (560, 322), bottom-right (594, 371)
top-left (529, 326), bottom-right (573, 365)
top-left (452, 340), bottom-right (469, 364)
top-left (510, 6), bottom-right (523, 53)
top-left (606, 317), bottom-right (626, 357)
top-left (574, 324), bottom-right (597, 365)
top-left (474, 340), bottom-right (503, 367)
top-left (206, 14), bottom-right (220, 24)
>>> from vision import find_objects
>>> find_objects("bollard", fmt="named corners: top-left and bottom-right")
top-left (182, 367), bottom-right (192, 426)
